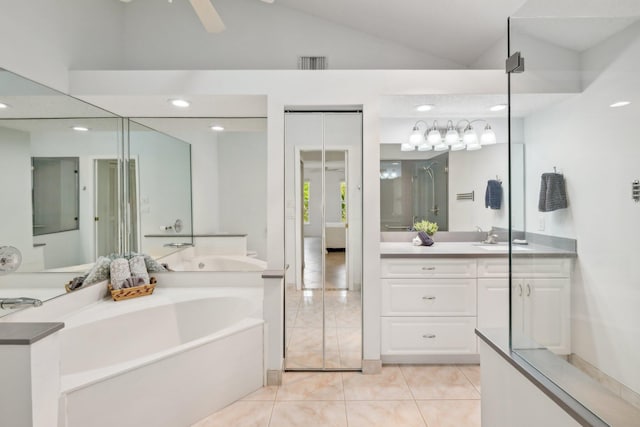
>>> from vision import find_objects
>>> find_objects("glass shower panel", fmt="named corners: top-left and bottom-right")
top-left (509, 14), bottom-right (640, 422)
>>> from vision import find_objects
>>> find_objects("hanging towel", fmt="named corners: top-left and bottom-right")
top-left (485, 180), bottom-right (503, 210)
top-left (538, 173), bottom-right (568, 212)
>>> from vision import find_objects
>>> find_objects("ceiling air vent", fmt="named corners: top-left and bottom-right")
top-left (298, 56), bottom-right (327, 70)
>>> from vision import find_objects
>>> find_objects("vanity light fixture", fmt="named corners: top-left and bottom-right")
top-left (415, 104), bottom-right (434, 112)
top-left (0, 102), bottom-right (9, 109)
top-left (169, 99), bottom-right (190, 108)
top-left (610, 101), bottom-right (631, 108)
top-left (71, 126), bottom-right (89, 132)
top-left (404, 118), bottom-right (496, 152)
top-left (210, 125), bottom-right (225, 131)
top-left (490, 104), bottom-right (507, 112)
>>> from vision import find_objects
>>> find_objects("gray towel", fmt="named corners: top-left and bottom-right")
top-left (485, 180), bottom-right (502, 210)
top-left (110, 258), bottom-right (131, 290)
top-left (129, 255), bottom-right (150, 284)
top-left (538, 173), bottom-right (568, 212)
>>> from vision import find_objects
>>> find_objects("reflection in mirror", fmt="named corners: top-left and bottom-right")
top-left (380, 153), bottom-right (449, 231)
top-left (129, 118), bottom-right (267, 272)
top-left (380, 94), bottom-right (524, 233)
top-left (0, 68), bottom-right (121, 313)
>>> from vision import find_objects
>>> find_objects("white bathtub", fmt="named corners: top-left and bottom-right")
top-left (59, 287), bottom-right (264, 427)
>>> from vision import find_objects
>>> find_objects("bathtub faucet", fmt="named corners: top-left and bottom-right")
top-left (163, 243), bottom-right (194, 248)
top-left (0, 297), bottom-right (43, 310)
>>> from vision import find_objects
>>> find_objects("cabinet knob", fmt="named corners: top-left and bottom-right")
top-left (421, 267), bottom-right (436, 271)
top-left (422, 296), bottom-right (436, 301)
top-left (422, 334), bottom-right (436, 339)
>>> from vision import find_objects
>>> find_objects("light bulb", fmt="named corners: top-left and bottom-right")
top-left (210, 125), bottom-right (225, 131)
top-left (0, 102), bottom-right (9, 109)
top-left (71, 126), bottom-right (89, 132)
top-left (415, 104), bottom-right (433, 112)
top-left (400, 142), bottom-right (414, 152)
top-left (434, 143), bottom-right (449, 152)
top-left (426, 128), bottom-right (442, 146)
top-left (450, 142), bottom-right (466, 151)
top-left (466, 143), bottom-right (482, 151)
top-left (463, 126), bottom-right (478, 145)
top-left (409, 126), bottom-right (425, 145)
top-left (480, 124), bottom-right (496, 145)
top-left (490, 104), bottom-right (507, 112)
top-left (445, 123), bottom-right (459, 145)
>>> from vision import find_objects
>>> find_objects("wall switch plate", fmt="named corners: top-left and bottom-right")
top-left (538, 216), bottom-right (545, 231)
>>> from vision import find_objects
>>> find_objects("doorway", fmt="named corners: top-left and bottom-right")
top-left (94, 158), bottom-right (138, 258)
top-left (285, 111), bottom-right (362, 371)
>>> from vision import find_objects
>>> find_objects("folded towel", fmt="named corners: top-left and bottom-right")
top-left (485, 180), bottom-right (503, 210)
top-left (538, 173), bottom-right (568, 212)
top-left (110, 258), bottom-right (131, 290)
top-left (129, 255), bottom-right (150, 284)
top-left (121, 276), bottom-right (146, 289)
top-left (417, 231), bottom-right (434, 246)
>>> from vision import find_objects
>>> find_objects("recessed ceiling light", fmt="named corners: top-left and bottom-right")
top-left (71, 126), bottom-right (89, 132)
top-left (416, 104), bottom-right (434, 112)
top-left (0, 102), bottom-right (9, 109)
top-left (169, 99), bottom-right (190, 108)
top-left (490, 104), bottom-right (507, 112)
top-left (210, 125), bottom-right (225, 131)
top-left (610, 101), bottom-right (631, 108)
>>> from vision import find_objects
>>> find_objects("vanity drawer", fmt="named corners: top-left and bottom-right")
top-left (381, 278), bottom-right (476, 316)
top-left (381, 316), bottom-right (477, 355)
top-left (478, 258), bottom-right (571, 278)
top-left (381, 258), bottom-right (476, 278)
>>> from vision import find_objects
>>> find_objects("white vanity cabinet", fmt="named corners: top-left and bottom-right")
top-left (477, 258), bottom-right (571, 355)
top-left (380, 258), bottom-right (479, 361)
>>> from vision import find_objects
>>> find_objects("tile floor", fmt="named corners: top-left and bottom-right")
top-left (192, 364), bottom-right (481, 427)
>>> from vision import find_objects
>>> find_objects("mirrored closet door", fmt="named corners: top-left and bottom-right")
top-left (284, 111), bottom-right (362, 370)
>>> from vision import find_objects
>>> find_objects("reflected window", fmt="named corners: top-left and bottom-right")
top-left (340, 181), bottom-right (346, 222)
top-left (303, 180), bottom-right (310, 224)
top-left (32, 157), bottom-right (79, 235)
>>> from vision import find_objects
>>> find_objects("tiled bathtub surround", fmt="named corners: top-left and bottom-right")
top-left (192, 364), bottom-right (481, 427)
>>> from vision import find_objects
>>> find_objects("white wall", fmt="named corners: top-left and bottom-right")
top-left (448, 143), bottom-right (510, 231)
top-left (0, 0), bottom-right (123, 92)
top-left (129, 129), bottom-right (193, 255)
top-left (0, 127), bottom-right (43, 271)
top-left (190, 133), bottom-right (220, 235)
top-left (521, 22), bottom-right (640, 393)
top-left (121, 0), bottom-right (459, 71)
top-left (217, 132), bottom-right (268, 260)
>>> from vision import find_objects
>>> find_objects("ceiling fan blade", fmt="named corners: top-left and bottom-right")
top-left (189, 0), bottom-right (225, 33)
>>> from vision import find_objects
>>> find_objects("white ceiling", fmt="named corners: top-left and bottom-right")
top-left (380, 93), bottom-right (575, 119)
top-left (274, 0), bottom-right (528, 65)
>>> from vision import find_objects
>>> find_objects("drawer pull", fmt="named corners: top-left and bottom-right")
top-left (421, 267), bottom-right (436, 271)
top-left (422, 296), bottom-right (436, 301)
top-left (422, 334), bottom-right (436, 339)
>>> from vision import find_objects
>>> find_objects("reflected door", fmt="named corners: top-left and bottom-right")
top-left (284, 112), bottom-right (362, 371)
top-left (95, 159), bottom-right (119, 258)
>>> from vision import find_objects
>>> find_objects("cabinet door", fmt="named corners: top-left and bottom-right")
top-left (523, 278), bottom-right (570, 354)
top-left (477, 278), bottom-right (509, 330)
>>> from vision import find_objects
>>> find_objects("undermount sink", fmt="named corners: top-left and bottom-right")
top-left (475, 244), bottom-right (530, 251)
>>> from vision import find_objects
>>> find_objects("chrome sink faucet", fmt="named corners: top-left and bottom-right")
top-left (0, 297), bottom-right (43, 310)
top-left (483, 227), bottom-right (499, 244)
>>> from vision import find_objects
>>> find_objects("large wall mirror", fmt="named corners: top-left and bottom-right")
top-left (379, 94), bottom-right (525, 233)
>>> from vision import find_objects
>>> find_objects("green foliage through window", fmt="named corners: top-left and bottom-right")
top-left (340, 181), bottom-right (347, 222)
top-left (303, 181), bottom-right (310, 224)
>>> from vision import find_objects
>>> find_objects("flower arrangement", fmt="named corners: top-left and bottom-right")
top-left (413, 220), bottom-right (438, 236)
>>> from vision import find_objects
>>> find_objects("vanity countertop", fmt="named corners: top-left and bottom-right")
top-left (380, 241), bottom-right (577, 258)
